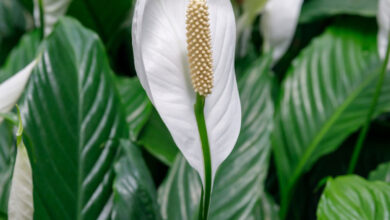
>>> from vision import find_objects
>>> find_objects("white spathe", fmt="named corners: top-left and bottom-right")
top-left (261, 0), bottom-right (304, 63)
top-left (33, 0), bottom-right (71, 36)
top-left (132, 0), bottom-right (241, 183)
top-left (8, 141), bottom-right (34, 220)
top-left (378, 0), bottom-right (390, 69)
top-left (0, 61), bottom-right (38, 123)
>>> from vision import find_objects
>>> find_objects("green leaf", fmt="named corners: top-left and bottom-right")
top-left (158, 56), bottom-right (275, 219)
top-left (20, 17), bottom-right (128, 219)
top-left (116, 77), bottom-right (152, 141)
top-left (112, 140), bottom-right (161, 220)
top-left (0, 121), bottom-right (15, 215)
top-left (0, 30), bottom-right (40, 84)
top-left (66, 0), bottom-right (133, 43)
top-left (273, 21), bottom-right (390, 215)
top-left (250, 194), bottom-right (280, 220)
top-left (0, 0), bottom-right (30, 65)
top-left (317, 175), bottom-right (390, 219)
top-left (300, 0), bottom-right (378, 23)
top-left (115, 77), bottom-right (178, 166)
top-left (369, 162), bottom-right (390, 182)
top-left (138, 109), bottom-right (179, 167)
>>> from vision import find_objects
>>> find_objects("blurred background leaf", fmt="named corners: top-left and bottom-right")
top-left (369, 162), bottom-right (390, 182)
top-left (116, 77), bottom-right (152, 141)
top-left (0, 30), bottom-right (40, 83)
top-left (316, 175), bottom-right (390, 219)
top-left (0, 0), bottom-right (32, 66)
top-left (0, 121), bottom-right (15, 217)
top-left (299, 0), bottom-right (378, 23)
top-left (112, 139), bottom-right (161, 220)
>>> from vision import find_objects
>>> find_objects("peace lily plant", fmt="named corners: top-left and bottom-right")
top-left (0, 60), bottom-right (38, 124)
top-left (132, 0), bottom-right (241, 218)
top-left (261, 0), bottom-right (303, 63)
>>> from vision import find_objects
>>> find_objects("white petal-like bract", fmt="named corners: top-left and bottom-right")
top-left (378, 0), bottom-right (390, 69)
top-left (33, 0), bottom-right (71, 36)
top-left (8, 141), bottom-right (34, 220)
top-left (132, 0), bottom-right (241, 182)
top-left (261, 0), bottom-right (303, 63)
top-left (0, 61), bottom-right (37, 123)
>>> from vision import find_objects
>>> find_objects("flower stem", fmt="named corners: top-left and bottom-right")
top-left (347, 34), bottom-right (390, 174)
top-left (194, 94), bottom-right (212, 220)
top-left (38, 0), bottom-right (45, 39)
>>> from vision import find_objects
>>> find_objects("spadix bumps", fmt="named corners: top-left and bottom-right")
top-left (186, 0), bottom-right (214, 96)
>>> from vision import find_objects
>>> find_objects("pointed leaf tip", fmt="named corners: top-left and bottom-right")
top-left (8, 107), bottom-right (34, 220)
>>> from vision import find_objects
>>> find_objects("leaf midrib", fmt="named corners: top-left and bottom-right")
top-left (285, 64), bottom-right (380, 199)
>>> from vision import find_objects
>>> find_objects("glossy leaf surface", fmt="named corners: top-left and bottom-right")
top-left (116, 77), bottom-right (152, 141)
top-left (317, 175), bottom-right (390, 219)
top-left (272, 22), bottom-right (390, 208)
top-left (112, 140), bottom-right (160, 220)
top-left (20, 17), bottom-right (128, 219)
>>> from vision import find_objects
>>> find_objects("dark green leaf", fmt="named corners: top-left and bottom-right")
top-left (300, 0), bottom-right (378, 23)
top-left (317, 175), bottom-right (390, 219)
top-left (20, 17), bottom-right (128, 219)
top-left (0, 0), bottom-right (30, 65)
top-left (112, 140), bottom-right (161, 220)
top-left (138, 109), bottom-right (179, 167)
top-left (250, 193), bottom-right (280, 220)
top-left (158, 56), bottom-right (275, 219)
top-left (66, 0), bottom-right (133, 43)
top-left (272, 22), bottom-right (390, 212)
top-left (0, 121), bottom-right (15, 215)
top-left (0, 30), bottom-right (40, 83)
top-left (369, 162), bottom-right (390, 182)
top-left (116, 77), bottom-right (152, 141)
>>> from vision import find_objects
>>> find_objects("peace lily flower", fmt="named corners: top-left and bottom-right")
top-left (260, 0), bottom-right (304, 63)
top-left (33, 0), bottom-right (71, 36)
top-left (0, 60), bottom-right (38, 124)
top-left (378, 0), bottom-right (390, 69)
top-left (132, 0), bottom-right (241, 194)
top-left (8, 108), bottom-right (34, 220)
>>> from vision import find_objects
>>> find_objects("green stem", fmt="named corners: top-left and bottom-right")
top-left (194, 94), bottom-right (212, 220)
top-left (347, 34), bottom-right (390, 174)
top-left (38, 0), bottom-right (45, 39)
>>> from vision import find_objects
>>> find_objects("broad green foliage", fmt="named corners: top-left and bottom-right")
top-left (67, 0), bottom-right (133, 43)
top-left (116, 78), bottom-right (179, 166)
top-left (369, 162), bottom-right (390, 182)
top-left (273, 21), bottom-right (390, 213)
top-left (138, 109), bottom-right (178, 167)
top-left (0, 0), bottom-right (30, 65)
top-left (116, 77), bottom-right (152, 141)
top-left (0, 121), bottom-right (15, 216)
top-left (112, 140), bottom-right (160, 220)
top-left (317, 175), bottom-right (390, 219)
top-left (300, 0), bottom-right (378, 23)
top-left (0, 30), bottom-right (40, 83)
top-left (20, 17), bottom-right (128, 219)
top-left (158, 56), bottom-right (275, 219)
